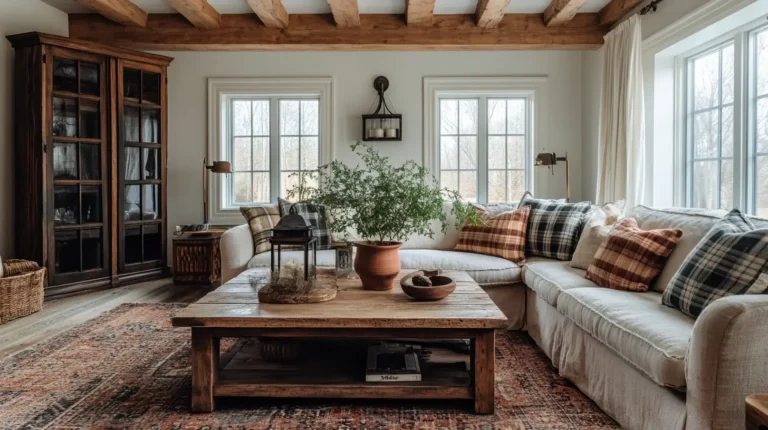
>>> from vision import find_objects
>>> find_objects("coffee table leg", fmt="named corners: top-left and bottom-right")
top-left (191, 328), bottom-right (219, 412)
top-left (473, 330), bottom-right (495, 414)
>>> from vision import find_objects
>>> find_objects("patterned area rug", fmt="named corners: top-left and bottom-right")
top-left (0, 303), bottom-right (619, 429)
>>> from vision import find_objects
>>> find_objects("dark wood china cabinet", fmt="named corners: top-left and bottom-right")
top-left (7, 33), bottom-right (173, 297)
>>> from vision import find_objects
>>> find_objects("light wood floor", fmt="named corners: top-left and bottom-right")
top-left (0, 278), bottom-right (210, 359)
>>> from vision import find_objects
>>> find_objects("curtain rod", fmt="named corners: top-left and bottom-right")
top-left (639, 0), bottom-right (664, 16)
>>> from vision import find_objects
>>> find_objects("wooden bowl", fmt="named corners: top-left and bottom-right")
top-left (400, 270), bottom-right (456, 301)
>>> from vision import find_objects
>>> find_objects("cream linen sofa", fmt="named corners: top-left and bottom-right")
top-left (220, 204), bottom-right (768, 430)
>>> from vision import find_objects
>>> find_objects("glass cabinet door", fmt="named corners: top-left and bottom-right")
top-left (118, 62), bottom-right (165, 272)
top-left (49, 48), bottom-right (109, 284)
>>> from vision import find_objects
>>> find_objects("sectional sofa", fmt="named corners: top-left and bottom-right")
top-left (220, 203), bottom-right (768, 430)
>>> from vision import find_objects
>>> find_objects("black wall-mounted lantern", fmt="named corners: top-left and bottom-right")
top-left (362, 76), bottom-right (402, 142)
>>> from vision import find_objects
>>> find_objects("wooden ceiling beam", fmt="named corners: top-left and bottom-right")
top-left (475, 0), bottom-right (511, 28)
top-left (326, 0), bottom-right (361, 27)
top-left (598, 0), bottom-right (643, 26)
top-left (167, 0), bottom-right (221, 29)
top-left (75, 0), bottom-right (147, 27)
top-left (406, 0), bottom-right (436, 27)
top-left (543, 0), bottom-right (587, 26)
top-left (68, 13), bottom-right (606, 50)
top-left (246, 0), bottom-right (290, 28)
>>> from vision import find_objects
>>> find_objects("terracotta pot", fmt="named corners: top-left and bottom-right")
top-left (353, 241), bottom-right (402, 291)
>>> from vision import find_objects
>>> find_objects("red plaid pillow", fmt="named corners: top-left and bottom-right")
top-left (586, 218), bottom-right (682, 292)
top-left (455, 206), bottom-right (530, 264)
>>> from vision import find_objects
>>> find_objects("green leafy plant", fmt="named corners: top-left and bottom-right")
top-left (286, 142), bottom-right (484, 245)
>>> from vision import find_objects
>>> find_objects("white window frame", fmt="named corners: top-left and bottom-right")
top-left (673, 17), bottom-right (768, 212)
top-left (207, 77), bottom-right (333, 225)
top-left (423, 77), bottom-right (546, 203)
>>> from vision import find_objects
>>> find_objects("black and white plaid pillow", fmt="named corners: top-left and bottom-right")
top-left (519, 195), bottom-right (591, 261)
top-left (278, 198), bottom-right (332, 250)
top-left (662, 209), bottom-right (768, 319)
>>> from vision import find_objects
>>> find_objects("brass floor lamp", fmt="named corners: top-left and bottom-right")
top-left (535, 152), bottom-right (570, 202)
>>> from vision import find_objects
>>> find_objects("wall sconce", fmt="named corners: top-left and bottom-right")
top-left (535, 152), bottom-right (570, 202)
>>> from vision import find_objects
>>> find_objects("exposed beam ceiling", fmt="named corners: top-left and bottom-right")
top-left (326, 0), bottom-right (361, 27)
top-left (68, 13), bottom-right (606, 50)
top-left (543, 0), bottom-right (587, 26)
top-left (475, 0), bottom-right (511, 28)
top-left (167, 0), bottom-right (221, 29)
top-left (598, 0), bottom-right (643, 26)
top-left (76, 0), bottom-right (147, 27)
top-left (406, 0), bottom-right (436, 27)
top-left (246, 0), bottom-right (290, 28)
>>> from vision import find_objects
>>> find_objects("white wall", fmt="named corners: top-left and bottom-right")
top-left (159, 50), bottom-right (585, 257)
top-left (0, 0), bottom-right (69, 259)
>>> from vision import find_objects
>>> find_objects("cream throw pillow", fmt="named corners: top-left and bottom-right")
top-left (570, 200), bottom-right (625, 270)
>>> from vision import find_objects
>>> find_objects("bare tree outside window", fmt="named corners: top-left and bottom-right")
top-left (754, 30), bottom-right (768, 217)
top-left (438, 96), bottom-right (528, 204)
top-left (686, 43), bottom-right (734, 210)
top-left (229, 97), bottom-right (320, 205)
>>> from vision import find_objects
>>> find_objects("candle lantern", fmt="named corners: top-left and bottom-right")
top-left (270, 205), bottom-right (317, 281)
top-left (362, 76), bottom-right (402, 142)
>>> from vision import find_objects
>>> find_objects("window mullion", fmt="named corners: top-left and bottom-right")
top-left (478, 97), bottom-right (488, 204)
top-left (270, 98), bottom-right (280, 203)
top-left (733, 31), bottom-right (746, 211)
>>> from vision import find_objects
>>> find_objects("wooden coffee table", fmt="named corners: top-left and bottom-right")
top-left (172, 269), bottom-right (507, 414)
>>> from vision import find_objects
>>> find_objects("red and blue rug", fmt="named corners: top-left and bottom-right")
top-left (0, 303), bottom-right (618, 429)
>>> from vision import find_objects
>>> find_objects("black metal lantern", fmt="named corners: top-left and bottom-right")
top-left (362, 76), bottom-right (402, 142)
top-left (270, 206), bottom-right (317, 281)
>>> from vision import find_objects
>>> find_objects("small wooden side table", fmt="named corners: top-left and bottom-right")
top-left (172, 231), bottom-right (225, 287)
top-left (747, 394), bottom-right (768, 430)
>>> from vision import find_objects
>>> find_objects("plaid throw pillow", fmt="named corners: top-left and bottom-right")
top-left (240, 204), bottom-right (280, 255)
top-left (586, 218), bottom-right (682, 292)
top-left (454, 206), bottom-right (530, 263)
top-left (519, 197), bottom-right (591, 260)
top-left (662, 209), bottom-right (768, 318)
top-left (278, 198), bottom-right (332, 250)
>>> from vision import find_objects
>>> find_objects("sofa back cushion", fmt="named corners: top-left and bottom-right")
top-left (662, 209), bottom-right (768, 318)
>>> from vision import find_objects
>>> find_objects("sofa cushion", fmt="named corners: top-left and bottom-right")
top-left (523, 258), bottom-right (597, 306)
top-left (520, 197), bottom-right (592, 261)
top-left (240, 204), bottom-right (280, 255)
top-left (557, 288), bottom-right (693, 389)
top-left (248, 249), bottom-right (522, 286)
top-left (278, 198), bottom-right (332, 250)
top-left (585, 218), bottom-right (682, 292)
top-left (399, 250), bottom-right (522, 286)
top-left (455, 206), bottom-right (530, 263)
top-left (570, 200), bottom-right (624, 270)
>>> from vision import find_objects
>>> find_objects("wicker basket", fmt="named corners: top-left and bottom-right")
top-left (0, 260), bottom-right (46, 325)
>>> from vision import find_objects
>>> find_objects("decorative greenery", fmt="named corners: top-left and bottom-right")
top-left (286, 142), bottom-right (484, 245)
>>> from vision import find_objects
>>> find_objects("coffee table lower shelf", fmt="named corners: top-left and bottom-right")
top-left (189, 327), bottom-right (496, 414)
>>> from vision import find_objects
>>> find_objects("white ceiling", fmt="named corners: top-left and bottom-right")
top-left (42, 0), bottom-right (611, 15)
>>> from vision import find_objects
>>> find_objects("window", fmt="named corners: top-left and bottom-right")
top-left (425, 77), bottom-right (543, 204)
top-left (684, 43), bottom-right (734, 209)
top-left (208, 78), bottom-right (332, 225)
top-left (229, 98), bottom-right (319, 205)
top-left (677, 19), bottom-right (768, 214)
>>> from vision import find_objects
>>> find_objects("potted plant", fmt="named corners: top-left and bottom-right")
top-left (287, 142), bottom-right (482, 290)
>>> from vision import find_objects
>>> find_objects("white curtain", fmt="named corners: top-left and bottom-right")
top-left (597, 15), bottom-right (645, 208)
